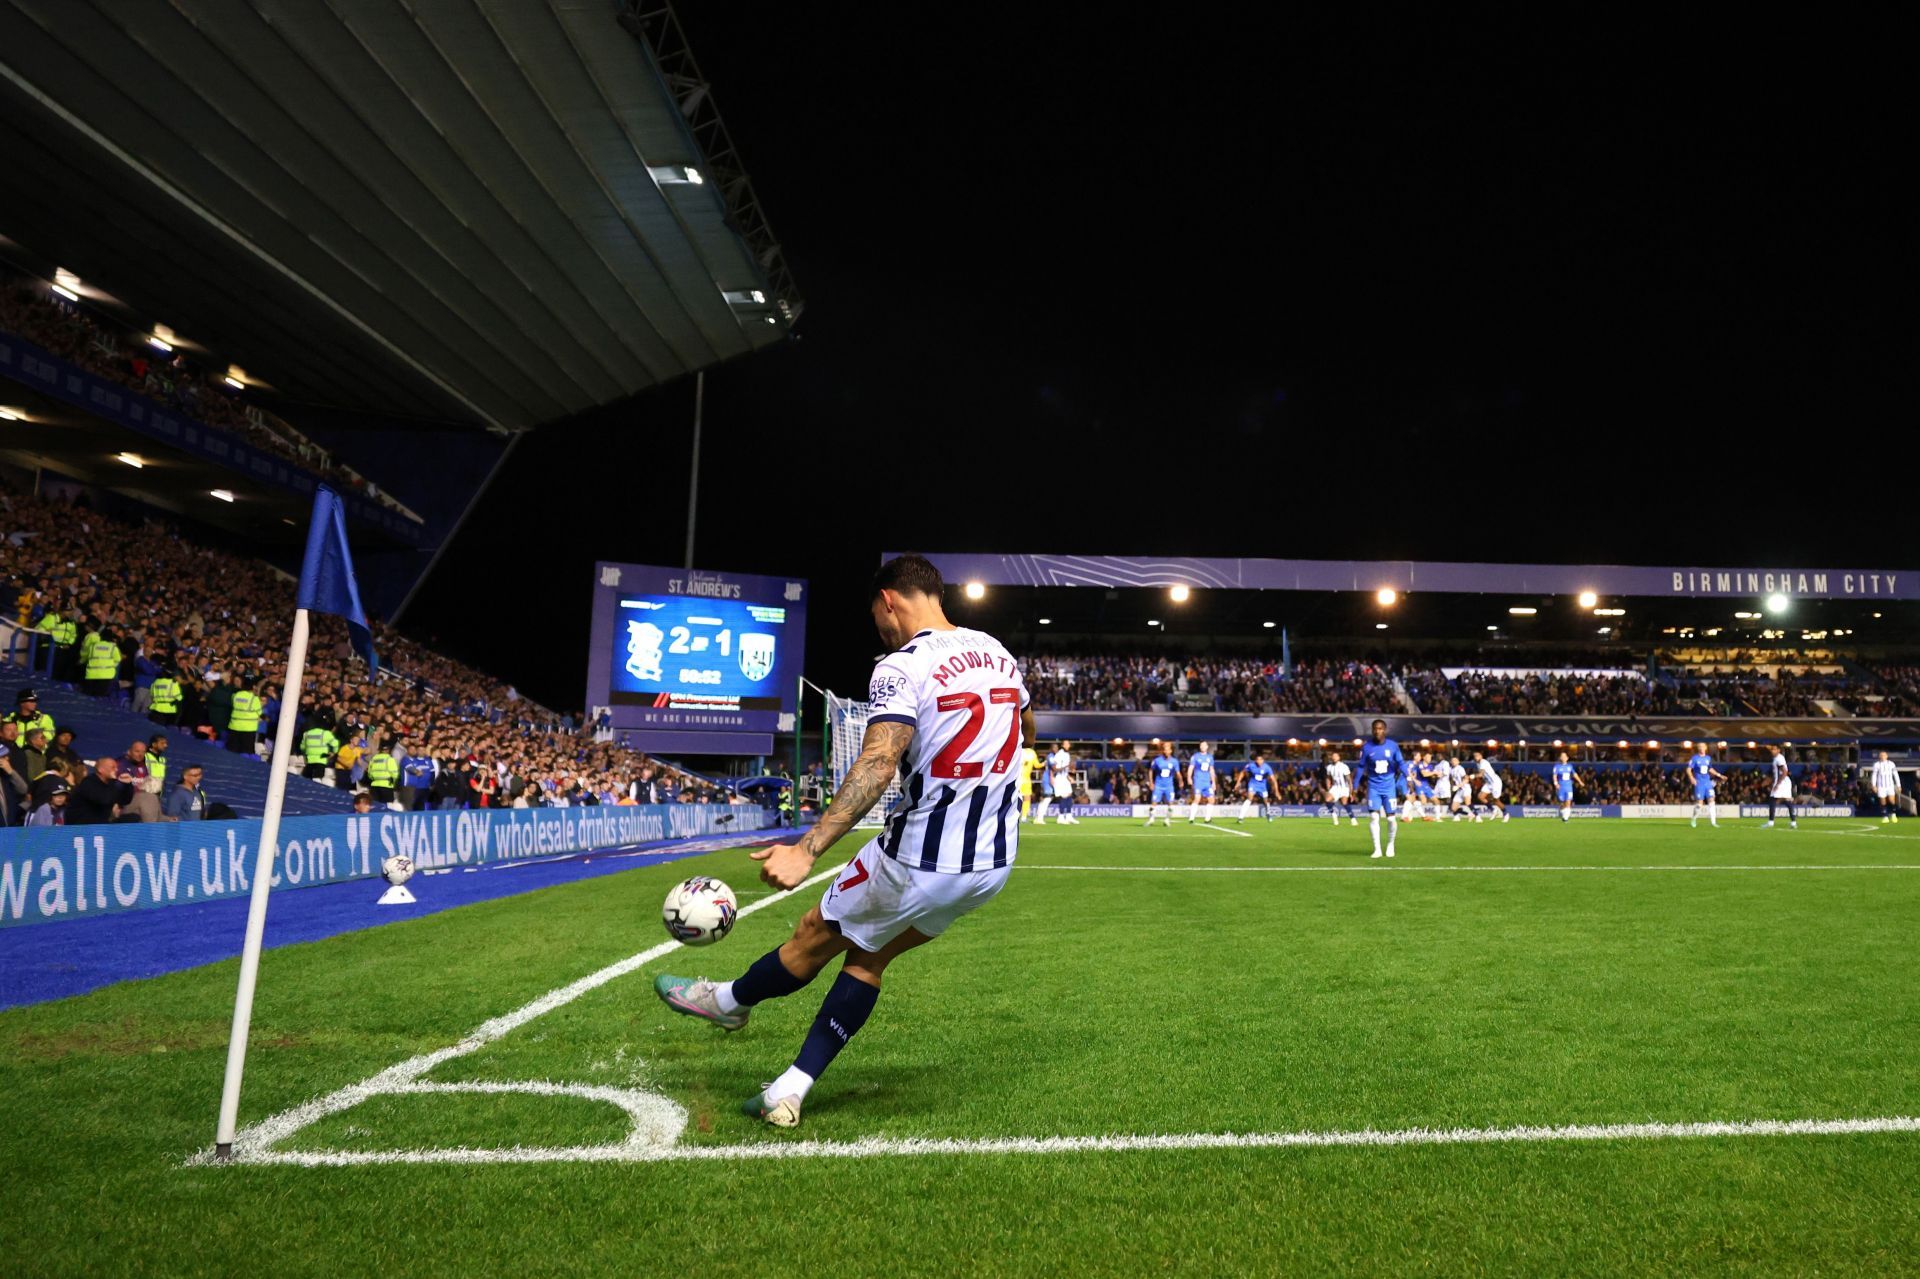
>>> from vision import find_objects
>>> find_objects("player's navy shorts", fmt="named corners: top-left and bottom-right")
top-left (1694, 780), bottom-right (1714, 800)
top-left (1247, 786), bottom-right (1269, 798)
top-left (1194, 782), bottom-right (1215, 797)
top-left (1152, 783), bottom-right (1175, 802)
top-left (1366, 787), bottom-right (1398, 813)
top-left (1557, 784), bottom-right (1574, 802)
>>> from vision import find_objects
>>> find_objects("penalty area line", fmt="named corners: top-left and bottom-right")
top-left (1188, 821), bottom-right (1252, 838)
top-left (219, 1113), bottom-right (1920, 1168)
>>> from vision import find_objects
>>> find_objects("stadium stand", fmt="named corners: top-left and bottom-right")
top-left (1025, 654), bottom-right (1406, 713)
top-left (0, 268), bottom-right (414, 518)
top-left (1020, 648), bottom-right (1911, 719)
top-left (0, 481), bottom-right (745, 824)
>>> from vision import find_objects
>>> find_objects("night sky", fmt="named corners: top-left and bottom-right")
top-left (403, 14), bottom-right (1912, 711)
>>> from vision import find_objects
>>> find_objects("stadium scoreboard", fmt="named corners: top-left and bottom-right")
top-left (585, 561), bottom-right (806, 755)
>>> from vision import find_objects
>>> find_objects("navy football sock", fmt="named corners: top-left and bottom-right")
top-left (730, 947), bottom-right (812, 1007)
top-left (793, 971), bottom-right (880, 1081)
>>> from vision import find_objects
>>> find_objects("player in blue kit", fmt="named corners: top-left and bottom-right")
top-left (1144, 741), bottom-right (1180, 827)
top-left (1237, 751), bottom-right (1276, 822)
top-left (1357, 719), bottom-right (1405, 859)
top-left (1686, 745), bottom-right (1727, 828)
top-left (1398, 753), bottom-right (1423, 821)
top-left (1416, 753), bottom-right (1440, 821)
top-left (1186, 740), bottom-right (1218, 823)
top-left (1553, 751), bottom-right (1578, 822)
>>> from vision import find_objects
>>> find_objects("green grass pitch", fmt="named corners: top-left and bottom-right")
top-left (3, 817), bottom-right (1918, 1276)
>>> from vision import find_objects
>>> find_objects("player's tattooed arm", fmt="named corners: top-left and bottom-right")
top-left (802, 720), bottom-right (915, 859)
top-left (753, 720), bottom-right (912, 889)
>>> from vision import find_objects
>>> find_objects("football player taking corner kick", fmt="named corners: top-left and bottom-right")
top-left (655, 554), bottom-right (1035, 1128)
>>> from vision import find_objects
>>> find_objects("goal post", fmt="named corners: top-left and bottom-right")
top-left (822, 686), bottom-right (903, 828)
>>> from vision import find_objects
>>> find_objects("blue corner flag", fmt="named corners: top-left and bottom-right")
top-left (296, 485), bottom-right (378, 675)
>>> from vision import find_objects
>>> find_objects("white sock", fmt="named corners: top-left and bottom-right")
top-left (1708, 801), bottom-right (1717, 822)
top-left (1238, 800), bottom-right (1252, 819)
top-left (1035, 797), bottom-right (1052, 822)
top-left (1386, 815), bottom-right (1398, 851)
top-left (1186, 803), bottom-right (1195, 820)
top-left (766, 1065), bottom-right (815, 1103)
top-left (1370, 812), bottom-right (1382, 851)
top-left (713, 982), bottom-right (741, 1015)
top-left (1203, 809), bottom-right (1212, 822)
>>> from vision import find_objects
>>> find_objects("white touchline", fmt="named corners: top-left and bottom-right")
top-left (185, 862), bottom-right (846, 1168)
top-left (1016, 864), bottom-right (1920, 874)
top-left (206, 1114), bottom-right (1920, 1168)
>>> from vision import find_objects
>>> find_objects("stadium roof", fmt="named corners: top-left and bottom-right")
top-left (902, 555), bottom-right (1920, 602)
top-left (0, 0), bottom-right (798, 434)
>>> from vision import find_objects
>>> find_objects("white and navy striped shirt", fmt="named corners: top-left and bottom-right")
top-left (867, 626), bottom-right (1030, 874)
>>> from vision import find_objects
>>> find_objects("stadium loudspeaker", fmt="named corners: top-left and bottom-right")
top-left (376, 883), bottom-right (417, 906)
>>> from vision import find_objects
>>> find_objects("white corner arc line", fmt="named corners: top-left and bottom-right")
top-left (210, 1114), bottom-right (1920, 1168)
top-left (186, 863), bottom-right (845, 1167)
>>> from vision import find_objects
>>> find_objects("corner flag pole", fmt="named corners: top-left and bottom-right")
top-left (214, 607), bottom-right (311, 1159)
top-left (215, 485), bottom-right (376, 1160)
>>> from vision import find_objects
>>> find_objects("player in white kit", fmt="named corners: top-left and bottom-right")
top-left (1472, 751), bottom-right (1509, 822)
top-left (1035, 740), bottom-right (1079, 823)
top-left (1324, 751), bottom-right (1356, 826)
top-left (1761, 747), bottom-right (1797, 829)
top-left (1448, 757), bottom-right (1471, 820)
top-left (1870, 751), bottom-right (1901, 823)
top-left (654, 555), bottom-right (1034, 1127)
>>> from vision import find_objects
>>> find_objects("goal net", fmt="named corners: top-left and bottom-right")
top-left (824, 689), bottom-right (904, 828)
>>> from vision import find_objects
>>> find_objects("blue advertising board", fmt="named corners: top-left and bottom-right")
top-left (586, 562), bottom-right (807, 756)
top-left (0, 804), bottom-right (771, 929)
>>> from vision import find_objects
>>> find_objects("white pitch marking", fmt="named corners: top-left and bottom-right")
top-left (186, 863), bottom-right (845, 1168)
top-left (1187, 821), bottom-right (1252, 838)
top-left (208, 1113), bottom-right (1920, 1168)
top-left (1804, 826), bottom-right (1920, 839)
top-left (1017, 863), bottom-right (1920, 874)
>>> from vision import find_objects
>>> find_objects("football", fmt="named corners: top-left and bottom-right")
top-left (380, 854), bottom-right (415, 886)
top-left (661, 876), bottom-right (737, 946)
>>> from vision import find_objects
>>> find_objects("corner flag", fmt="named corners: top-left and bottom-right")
top-left (296, 485), bottom-right (377, 674)
top-left (215, 483), bottom-right (379, 1159)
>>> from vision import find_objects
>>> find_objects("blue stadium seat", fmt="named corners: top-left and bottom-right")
top-left (24, 684), bottom-right (356, 819)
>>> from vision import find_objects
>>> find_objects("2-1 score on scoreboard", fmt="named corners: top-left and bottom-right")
top-left (585, 561), bottom-right (807, 755)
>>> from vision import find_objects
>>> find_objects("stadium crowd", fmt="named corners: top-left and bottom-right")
top-left (0, 270), bottom-right (403, 512)
top-left (1020, 647), bottom-right (1916, 720)
top-left (1023, 654), bottom-right (1402, 713)
top-left (0, 483), bottom-right (747, 826)
top-left (1665, 668), bottom-right (1862, 718)
top-left (1406, 669), bottom-right (1675, 716)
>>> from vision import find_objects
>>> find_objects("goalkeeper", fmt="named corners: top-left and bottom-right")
top-left (1017, 743), bottom-right (1040, 822)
